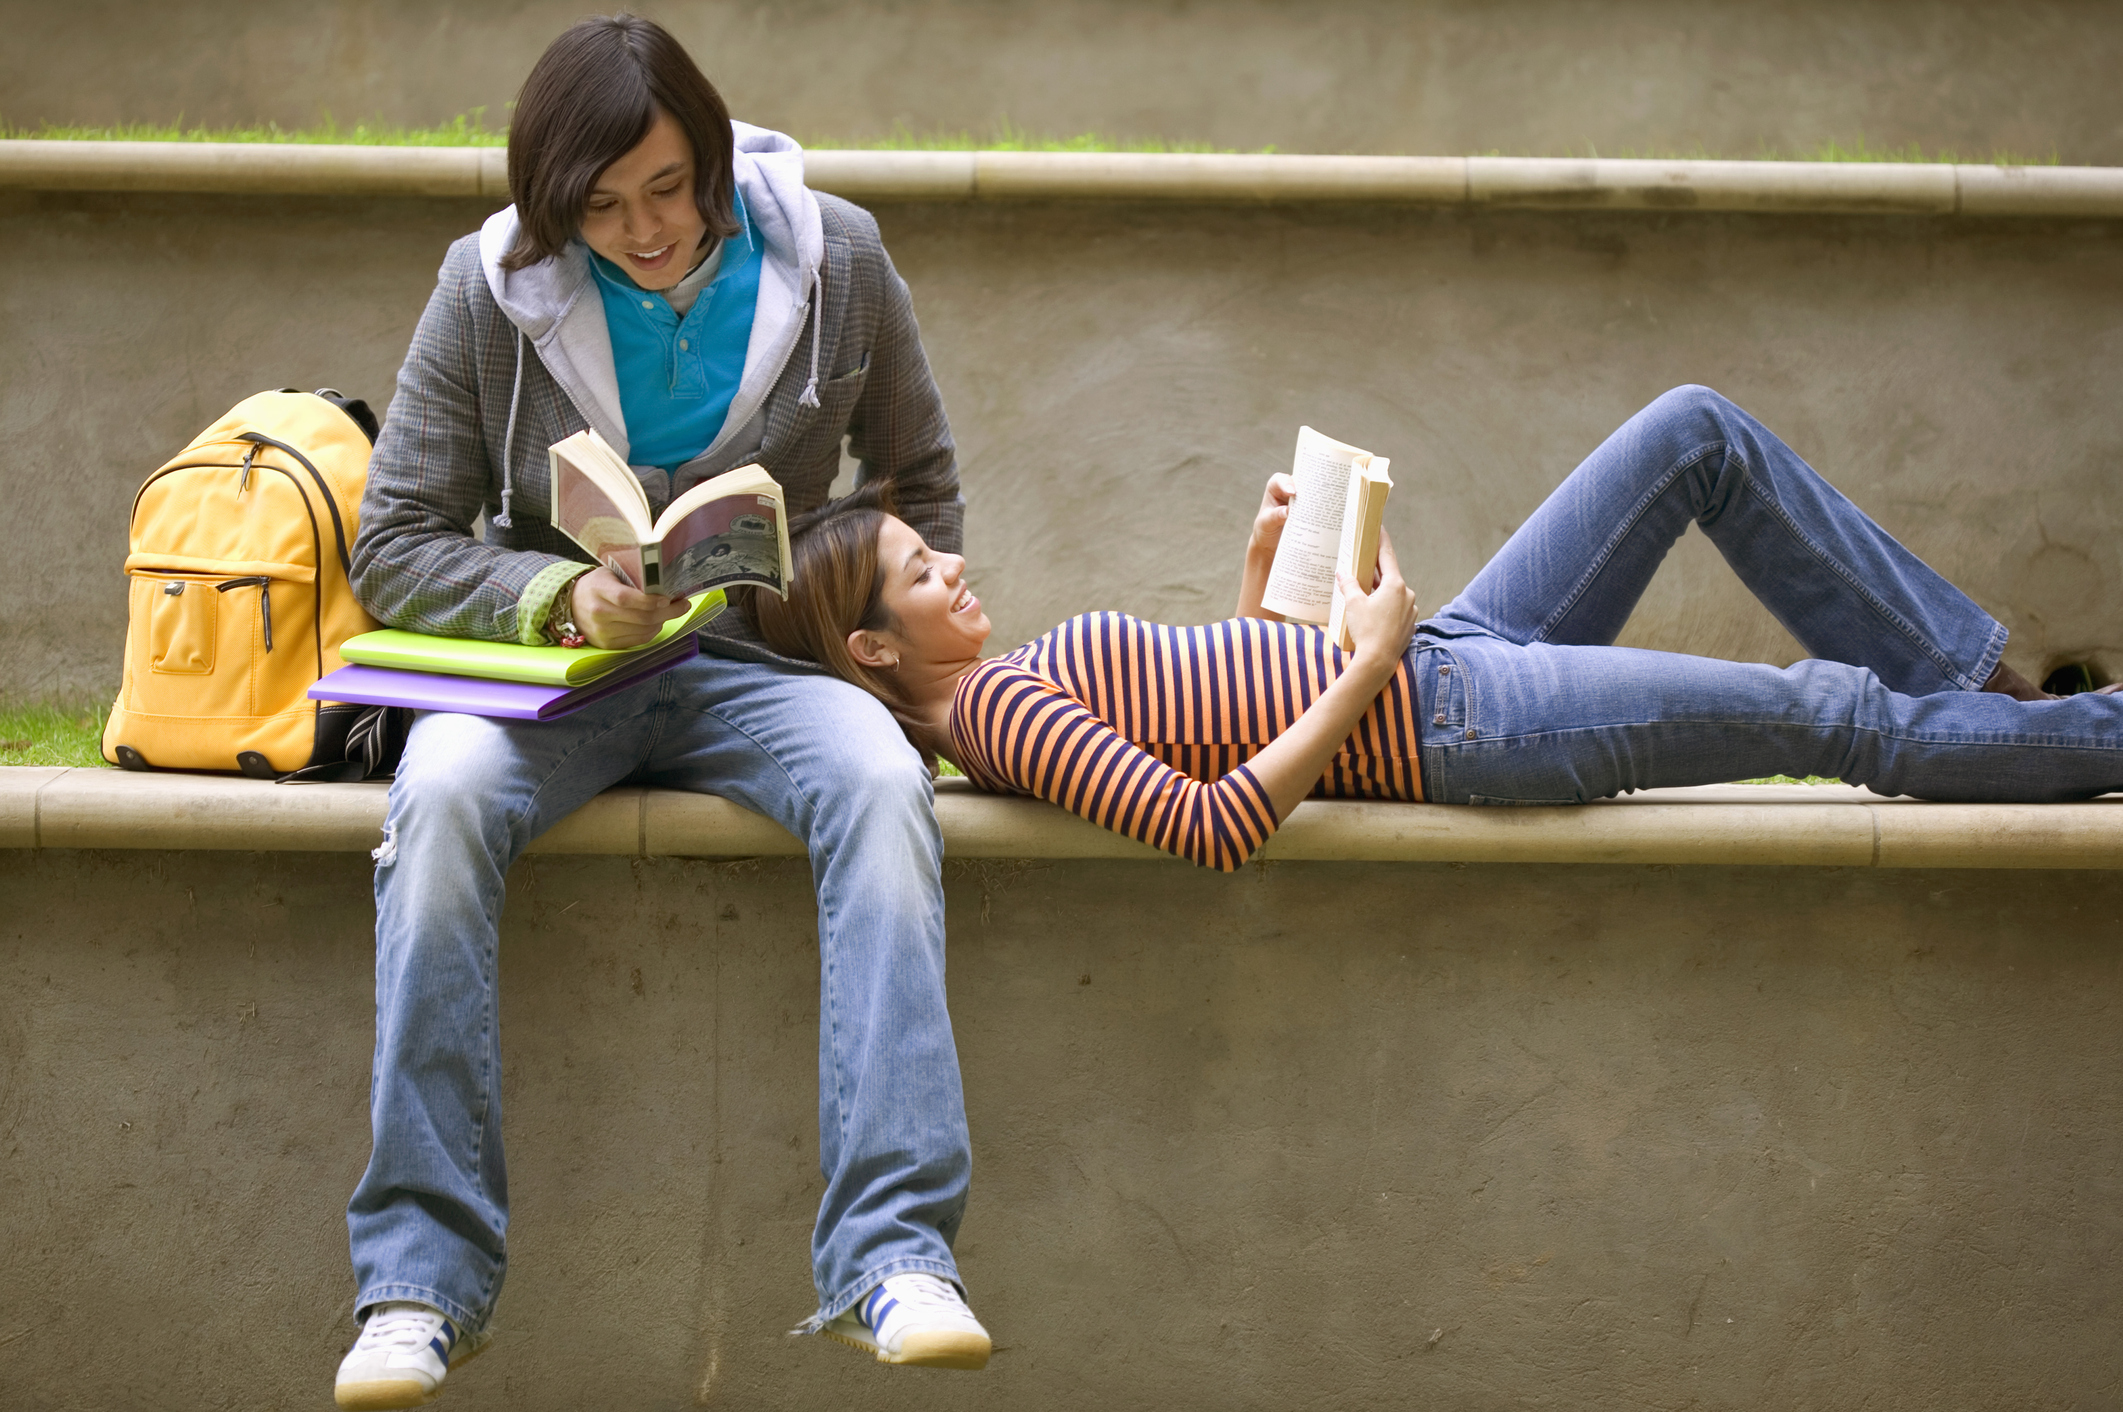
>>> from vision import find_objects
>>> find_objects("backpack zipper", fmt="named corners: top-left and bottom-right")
top-left (237, 432), bottom-right (353, 574)
top-left (217, 576), bottom-right (274, 652)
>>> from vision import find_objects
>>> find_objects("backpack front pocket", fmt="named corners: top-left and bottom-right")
top-left (123, 567), bottom-right (307, 720)
top-left (140, 574), bottom-right (218, 674)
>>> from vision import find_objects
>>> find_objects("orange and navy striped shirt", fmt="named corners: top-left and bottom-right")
top-left (949, 612), bottom-right (1424, 871)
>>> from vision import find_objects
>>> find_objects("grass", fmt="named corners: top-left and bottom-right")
top-left (1, 110), bottom-right (509, 146)
top-left (0, 701), bottom-right (110, 768)
top-left (1583, 135), bottom-right (2061, 166)
top-left (797, 120), bottom-right (1267, 154)
top-left (0, 115), bottom-right (2071, 165)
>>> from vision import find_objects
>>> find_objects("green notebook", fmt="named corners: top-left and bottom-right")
top-left (341, 590), bottom-right (728, 686)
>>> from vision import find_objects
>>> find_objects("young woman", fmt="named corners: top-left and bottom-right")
top-left (753, 385), bottom-right (2123, 871)
top-left (336, 16), bottom-right (986, 1410)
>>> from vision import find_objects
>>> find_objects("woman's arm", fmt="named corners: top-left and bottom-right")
top-left (1232, 532), bottom-right (1418, 821)
top-left (1235, 472), bottom-right (1295, 620)
top-left (952, 558), bottom-right (1417, 869)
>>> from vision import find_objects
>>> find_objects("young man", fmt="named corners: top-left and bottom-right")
top-left (333, 17), bottom-right (986, 1408)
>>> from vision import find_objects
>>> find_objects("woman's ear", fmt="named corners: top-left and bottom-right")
top-left (846, 628), bottom-right (900, 671)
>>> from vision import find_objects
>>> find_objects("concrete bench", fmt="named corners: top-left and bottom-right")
top-left (7, 766), bottom-right (2122, 867)
top-left (5, 765), bottom-right (2121, 1410)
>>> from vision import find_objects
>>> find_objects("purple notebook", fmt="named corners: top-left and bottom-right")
top-left (311, 633), bottom-right (700, 720)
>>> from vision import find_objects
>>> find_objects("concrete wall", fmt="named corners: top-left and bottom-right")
top-left (4, 189), bottom-right (2120, 702)
top-left (5, 0), bottom-right (2122, 164)
top-left (5, 846), bottom-right (2122, 1408)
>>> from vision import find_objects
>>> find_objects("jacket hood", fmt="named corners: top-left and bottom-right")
top-left (474, 121), bottom-right (824, 491)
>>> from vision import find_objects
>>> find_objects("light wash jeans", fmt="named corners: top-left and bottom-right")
top-left (347, 653), bottom-right (970, 1333)
top-left (1416, 385), bottom-right (2123, 803)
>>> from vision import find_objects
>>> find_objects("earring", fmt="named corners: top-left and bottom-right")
top-left (886, 656), bottom-right (902, 670)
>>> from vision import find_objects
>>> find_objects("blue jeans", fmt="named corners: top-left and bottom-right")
top-left (346, 653), bottom-right (970, 1332)
top-left (1416, 385), bottom-right (2123, 804)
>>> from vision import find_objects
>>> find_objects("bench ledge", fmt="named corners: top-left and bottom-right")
top-left (5, 767), bottom-right (2120, 869)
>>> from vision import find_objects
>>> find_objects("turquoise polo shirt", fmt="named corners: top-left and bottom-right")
top-left (588, 206), bottom-right (764, 473)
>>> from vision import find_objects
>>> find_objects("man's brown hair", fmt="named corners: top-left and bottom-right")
top-left (503, 13), bottom-right (741, 272)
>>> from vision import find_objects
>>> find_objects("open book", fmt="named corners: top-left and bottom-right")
top-left (550, 428), bottom-right (792, 600)
top-left (1259, 426), bottom-right (1393, 651)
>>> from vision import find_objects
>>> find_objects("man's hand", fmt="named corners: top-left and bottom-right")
top-left (568, 567), bottom-right (690, 649)
top-left (1335, 531), bottom-right (1418, 676)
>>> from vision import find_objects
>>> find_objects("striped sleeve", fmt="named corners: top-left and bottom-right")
top-left (952, 660), bottom-right (1280, 872)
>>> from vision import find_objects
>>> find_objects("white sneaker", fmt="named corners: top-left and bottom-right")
top-left (333, 1302), bottom-right (488, 1410)
top-left (820, 1273), bottom-right (992, 1369)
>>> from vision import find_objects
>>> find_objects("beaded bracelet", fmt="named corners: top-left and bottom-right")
top-left (546, 577), bottom-right (588, 649)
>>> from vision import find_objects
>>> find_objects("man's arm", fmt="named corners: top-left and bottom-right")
top-left (351, 251), bottom-right (577, 641)
top-left (841, 235), bottom-right (963, 554)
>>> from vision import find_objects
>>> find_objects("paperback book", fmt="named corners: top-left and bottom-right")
top-left (1258, 426), bottom-right (1393, 652)
top-left (549, 428), bottom-right (791, 599)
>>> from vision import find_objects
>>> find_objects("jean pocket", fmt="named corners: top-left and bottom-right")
top-left (1466, 794), bottom-right (1580, 807)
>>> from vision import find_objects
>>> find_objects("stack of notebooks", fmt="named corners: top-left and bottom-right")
top-left (311, 591), bottom-right (726, 721)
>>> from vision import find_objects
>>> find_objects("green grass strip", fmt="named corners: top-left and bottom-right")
top-left (2, 110), bottom-right (509, 147)
top-left (0, 701), bottom-right (111, 768)
top-left (0, 114), bottom-right (2068, 165)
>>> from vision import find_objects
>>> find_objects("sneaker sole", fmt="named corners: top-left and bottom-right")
top-left (821, 1323), bottom-right (991, 1370)
top-left (335, 1335), bottom-right (489, 1409)
top-left (334, 1378), bottom-right (440, 1411)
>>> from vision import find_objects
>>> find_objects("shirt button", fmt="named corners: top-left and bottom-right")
top-left (641, 299), bottom-right (654, 309)
top-left (679, 339), bottom-right (688, 350)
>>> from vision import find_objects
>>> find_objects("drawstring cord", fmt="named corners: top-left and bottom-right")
top-left (492, 327), bottom-right (526, 528)
top-left (798, 264), bottom-right (823, 409)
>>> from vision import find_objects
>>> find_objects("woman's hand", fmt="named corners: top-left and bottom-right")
top-left (1335, 530), bottom-right (1418, 677)
top-left (1248, 472), bottom-right (1297, 559)
top-left (568, 567), bottom-right (691, 649)
top-left (1237, 472), bottom-right (1297, 619)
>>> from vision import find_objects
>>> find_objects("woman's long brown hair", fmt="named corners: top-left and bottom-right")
top-left (746, 482), bottom-right (942, 765)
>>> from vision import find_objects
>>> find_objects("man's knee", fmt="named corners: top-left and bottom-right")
top-left (380, 715), bottom-right (532, 868)
top-left (1649, 382), bottom-right (1738, 428)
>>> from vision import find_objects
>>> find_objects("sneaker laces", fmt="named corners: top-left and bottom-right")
top-left (865, 1274), bottom-right (980, 1335)
top-left (354, 1304), bottom-right (453, 1356)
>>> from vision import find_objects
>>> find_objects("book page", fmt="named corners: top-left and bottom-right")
top-left (550, 432), bottom-right (652, 590)
top-left (1260, 426), bottom-right (1369, 623)
top-left (656, 493), bottom-right (788, 599)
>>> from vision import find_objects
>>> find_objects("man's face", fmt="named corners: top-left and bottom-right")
top-left (579, 108), bottom-right (711, 290)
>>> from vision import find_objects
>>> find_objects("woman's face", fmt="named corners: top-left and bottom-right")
top-left (871, 516), bottom-right (992, 672)
top-left (579, 108), bottom-right (710, 289)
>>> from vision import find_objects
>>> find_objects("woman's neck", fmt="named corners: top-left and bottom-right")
top-left (902, 661), bottom-right (977, 764)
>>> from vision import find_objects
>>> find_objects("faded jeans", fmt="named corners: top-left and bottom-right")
top-left (347, 653), bottom-right (970, 1333)
top-left (1416, 385), bottom-right (2123, 803)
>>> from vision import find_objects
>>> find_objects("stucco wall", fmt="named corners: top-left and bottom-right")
top-left (4, 0), bottom-right (2121, 164)
top-left (4, 846), bottom-right (2121, 1408)
top-left (3, 189), bottom-right (2119, 702)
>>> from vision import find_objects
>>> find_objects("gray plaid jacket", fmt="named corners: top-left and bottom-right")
top-left (350, 194), bottom-right (961, 658)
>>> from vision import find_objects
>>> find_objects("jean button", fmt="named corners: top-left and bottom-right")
top-left (1434, 714), bottom-right (1445, 725)
top-left (1465, 728), bottom-right (1478, 740)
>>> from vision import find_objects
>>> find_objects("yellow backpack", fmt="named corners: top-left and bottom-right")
top-left (104, 389), bottom-right (385, 778)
